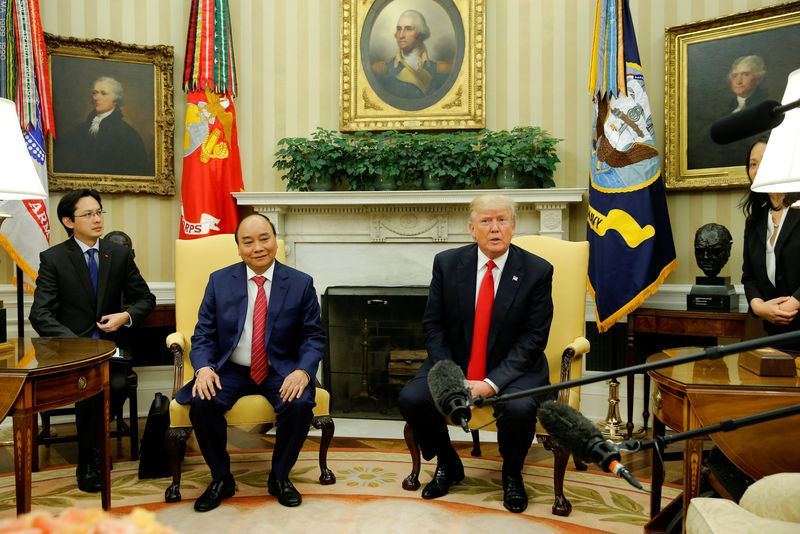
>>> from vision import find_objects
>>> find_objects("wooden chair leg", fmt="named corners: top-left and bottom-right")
top-left (470, 429), bottom-right (481, 456)
top-left (164, 427), bottom-right (192, 503)
top-left (312, 415), bottom-right (336, 485)
top-left (541, 434), bottom-right (572, 517)
top-left (128, 384), bottom-right (138, 460)
top-left (402, 422), bottom-right (421, 490)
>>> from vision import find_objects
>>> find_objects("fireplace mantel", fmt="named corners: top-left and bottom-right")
top-left (234, 188), bottom-right (586, 292)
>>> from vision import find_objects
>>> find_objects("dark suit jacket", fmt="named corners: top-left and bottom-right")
top-left (742, 207), bottom-right (800, 335)
top-left (421, 243), bottom-right (554, 391)
top-left (175, 260), bottom-right (326, 404)
top-left (29, 237), bottom-right (155, 343)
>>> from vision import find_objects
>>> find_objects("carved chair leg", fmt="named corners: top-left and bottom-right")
top-left (541, 434), bottom-right (572, 517)
top-left (164, 427), bottom-right (192, 503)
top-left (312, 415), bottom-right (336, 485)
top-left (402, 423), bottom-right (421, 490)
top-left (470, 429), bottom-right (481, 457)
top-left (128, 386), bottom-right (138, 460)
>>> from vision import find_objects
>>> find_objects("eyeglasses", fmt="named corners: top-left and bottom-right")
top-left (74, 210), bottom-right (106, 219)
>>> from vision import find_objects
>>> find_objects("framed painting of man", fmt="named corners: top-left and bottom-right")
top-left (341, 0), bottom-right (484, 131)
top-left (664, 3), bottom-right (800, 191)
top-left (45, 34), bottom-right (175, 195)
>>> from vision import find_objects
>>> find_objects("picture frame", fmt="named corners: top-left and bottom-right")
top-left (340, 0), bottom-right (485, 131)
top-left (45, 34), bottom-right (175, 195)
top-left (664, 2), bottom-right (800, 191)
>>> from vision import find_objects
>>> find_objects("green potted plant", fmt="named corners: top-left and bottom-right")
top-left (476, 127), bottom-right (561, 188)
top-left (273, 127), bottom-right (345, 191)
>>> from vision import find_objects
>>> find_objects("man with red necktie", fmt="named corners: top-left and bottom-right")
top-left (398, 194), bottom-right (554, 513)
top-left (175, 213), bottom-right (325, 512)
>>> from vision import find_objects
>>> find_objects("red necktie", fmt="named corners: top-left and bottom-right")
top-left (468, 260), bottom-right (495, 380)
top-left (251, 276), bottom-right (268, 384)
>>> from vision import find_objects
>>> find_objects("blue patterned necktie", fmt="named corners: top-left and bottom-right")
top-left (87, 249), bottom-right (100, 339)
top-left (87, 248), bottom-right (99, 295)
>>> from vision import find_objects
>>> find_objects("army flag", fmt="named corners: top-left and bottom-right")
top-left (587, 0), bottom-right (677, 332)
top-left (0, 0), bottom-right (53, 293)
top-left (179, 0), bottom-right (243, 239)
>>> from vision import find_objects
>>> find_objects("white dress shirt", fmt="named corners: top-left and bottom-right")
top-left (766, 208), bottom-right (788, 287)
top-left (472, 248), bottom-right (509, 393)
top-left (229, 262), bottom-right (275, 367)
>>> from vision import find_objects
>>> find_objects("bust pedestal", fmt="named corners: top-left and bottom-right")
top-left (687, 276), bottom-right (739, 312)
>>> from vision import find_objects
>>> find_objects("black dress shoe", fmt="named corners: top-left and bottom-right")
top-left (421, 461), bottom-right (464, 500)
top-left (502, 475), bottom-right (528, 513)
top-left (268, 477), bottom-right (302, 507)
top-left (194, 474), bottom-right (235, 512)
top-left (76, 460), bottom-right (101, 493)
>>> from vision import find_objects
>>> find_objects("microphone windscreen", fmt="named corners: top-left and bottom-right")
top-left (710, 99), bottom-right (783, 144)
top-left (537, 400), bottom-right (602, 462)
top-left (427, 360), bottom-right (469, 415)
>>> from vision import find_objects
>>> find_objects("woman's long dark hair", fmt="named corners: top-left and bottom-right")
top-left (739, 137), bottom-right (771, 218)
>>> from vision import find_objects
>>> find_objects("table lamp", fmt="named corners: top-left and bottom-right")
top-left (750, 68), bottom-right (800, 204)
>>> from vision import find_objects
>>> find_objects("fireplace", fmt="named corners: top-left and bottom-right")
top-left (322, 286), bottom-right (428, 419)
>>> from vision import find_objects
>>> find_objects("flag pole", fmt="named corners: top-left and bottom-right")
top-left (16, 266), bottom-right (23, 340)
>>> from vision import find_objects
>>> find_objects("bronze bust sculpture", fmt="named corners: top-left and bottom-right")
top-left (694, 223), bottom-right (732, 279)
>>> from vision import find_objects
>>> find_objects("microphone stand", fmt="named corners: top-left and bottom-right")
top-left (615, 402), bottom-right (800, 454)
top-left (472, 330), bottom-right (800, 408)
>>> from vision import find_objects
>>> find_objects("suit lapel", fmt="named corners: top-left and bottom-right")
top-left (457, 245), bottom-right (478, 354)
top-left (66, 239), bottom-right (97, 307)
top-left (264, 261), bottom-right (289, 349)
top-left (231, 263), bottom-right (249, 343)
top-left (96, 239), bottom-right (113, 314)
top-left (776, 208), bottom-right (800, 259)
top-left (487, 245), bottom-right (522, 355)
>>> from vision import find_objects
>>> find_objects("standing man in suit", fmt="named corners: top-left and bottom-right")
top-left (29, 189), bottom-right (155, 492)
top-left (398, 194), bottom-right (554, 514)
top-left (175, 213), bottom-right (326, 512)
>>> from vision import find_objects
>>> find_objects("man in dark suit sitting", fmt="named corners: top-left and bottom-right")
top-left (175, 213), bottom-right (326, 512)
top-left (398, 193), bottom-right (554, 513)
top-left (29, 189), bottom-right (155, 492)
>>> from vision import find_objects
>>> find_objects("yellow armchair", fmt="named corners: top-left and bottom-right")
top-left (164, 234), bottom-right (335, 503)
top-left (402, 235), bottom-right (590, 516)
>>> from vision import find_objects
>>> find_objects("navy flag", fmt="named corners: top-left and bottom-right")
top-left (588, 0), bottom-right (677, 332)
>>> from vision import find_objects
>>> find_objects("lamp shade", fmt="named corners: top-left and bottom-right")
top-left (751, 68), bottom-right (800, 193)
top-left (0, 97), bottom-right (47, 200)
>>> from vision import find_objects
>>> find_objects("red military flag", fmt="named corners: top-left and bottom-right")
top-left (179, 0), bottom-right (243, 239)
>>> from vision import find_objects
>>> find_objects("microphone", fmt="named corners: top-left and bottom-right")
top-left (538, 400), bottom-right (643, 490)
top-left (709, 99), bottom-right (784, 144)
top-left (428, 360), bottom-right (472, 433)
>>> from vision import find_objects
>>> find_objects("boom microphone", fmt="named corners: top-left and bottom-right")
top-left (538, 400), bottom-right (643, 490)
top-left (428, 360), bottom-right (472, 433)
top-left (710, 99), bottom-right (784, 144)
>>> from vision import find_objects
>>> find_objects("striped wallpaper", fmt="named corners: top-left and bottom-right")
top-left (0, 0), bottom-right (785, 288)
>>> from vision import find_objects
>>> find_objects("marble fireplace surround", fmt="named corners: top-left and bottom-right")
top-left (234, 189), bottom-right (586, 295)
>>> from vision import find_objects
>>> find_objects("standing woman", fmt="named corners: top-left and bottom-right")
top-left (740, 138), bottom-right (800, 349)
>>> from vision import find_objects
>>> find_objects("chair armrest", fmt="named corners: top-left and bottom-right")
top-left (566, 336), bottom-right (590, 357)
top-left (166, 332), bottom-right (187, 397)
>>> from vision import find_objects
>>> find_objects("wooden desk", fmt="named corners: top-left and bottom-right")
top-left (0, 338), bottom-right (116, 514)
top-left (647, 347), bottom-right (800, 527)
top-left (625, 309), bottom-right (750, 437)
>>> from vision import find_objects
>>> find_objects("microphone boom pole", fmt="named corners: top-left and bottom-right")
top-left (473, 330), bottom-right (800, 408)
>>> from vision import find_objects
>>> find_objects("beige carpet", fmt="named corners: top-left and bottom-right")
top-left (0, 449), bottom-right (681, 533)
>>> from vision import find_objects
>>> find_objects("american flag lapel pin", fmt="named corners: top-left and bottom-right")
top-left (512, 275), bottom-right (519, 282)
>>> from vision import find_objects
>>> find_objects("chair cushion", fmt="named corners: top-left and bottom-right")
top-left (687, 497), bottom-right (800, 534)
top-left (739, 472), bottom-right (800, 523)
top-left (170, 388), bottom-right (331, 428)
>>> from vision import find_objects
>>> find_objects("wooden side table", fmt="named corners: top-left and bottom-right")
top-left (625, 308), bottom-right (750, 437)
top-left (647, 347), bottom-right (800, 529)
top-left (0, 338), bottom-right (116, 514)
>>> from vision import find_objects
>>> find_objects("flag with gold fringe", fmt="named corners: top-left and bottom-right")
top-left (587, 0), bottom-right (677, 332)
top-left (0, 0), bottom-right (52, 294)
top-left (179, 0), bottom-right (243, 239)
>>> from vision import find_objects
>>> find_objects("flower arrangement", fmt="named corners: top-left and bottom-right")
top-left (0, 507), bottom-right (176, 534)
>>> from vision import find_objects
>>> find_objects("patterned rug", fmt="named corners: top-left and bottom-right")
top-left (0, 449), bottom-right (680, 533)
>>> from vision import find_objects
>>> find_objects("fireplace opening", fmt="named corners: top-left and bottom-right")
top-left (321, 286), bottom-right (429, 419)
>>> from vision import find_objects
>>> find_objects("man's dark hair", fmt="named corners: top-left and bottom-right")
top-left (57, 189), bottom-right (103, 236)
top-left (234, 212), bottom-right (277, 243)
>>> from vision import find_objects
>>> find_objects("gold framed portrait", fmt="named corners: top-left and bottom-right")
top-left (664, 2), bottom-right (800, 191)
top-left (340, 0), bottom-right (485, 131)
top-left (45, 34), bottom-right (175, 195)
